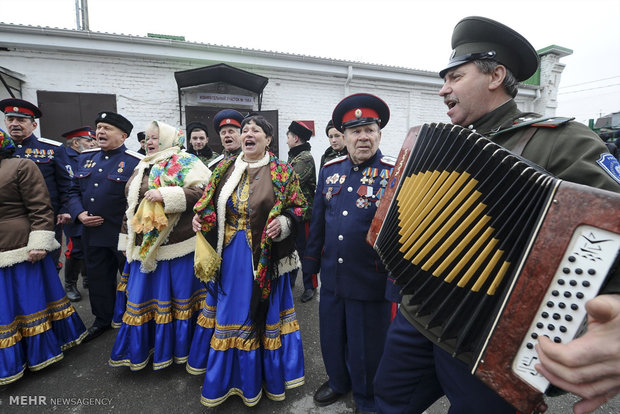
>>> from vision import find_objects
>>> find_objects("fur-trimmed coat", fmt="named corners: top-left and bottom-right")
top-left (0, 158), bottom-right (60, 267)
top-left (194, 152), bottom-right (308, 297)
top-left (118, 147), bottom-right (211, 272)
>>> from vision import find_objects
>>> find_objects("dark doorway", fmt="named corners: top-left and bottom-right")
top-left (185, 107), bottom-right (280, 158)
top-left (37, 91), bottom-right (117, 142)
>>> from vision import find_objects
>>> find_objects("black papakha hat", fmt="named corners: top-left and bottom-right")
top-left (187, 121), bottom-right (209, 136)
top-left (288, 121), bottom-right (313, 141)
top-left (439, 16), bottom-right (539, 82)
top-left (95, 111), bottom-right (133, 135)
top-left (331, 93), bottom-right (390, 133)
top-left (325, 119), bottom-right (336, 136)
top-left (137, 131), bottom-right (145, 142)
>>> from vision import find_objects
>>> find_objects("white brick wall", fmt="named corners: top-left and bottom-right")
top-left (0, 38), bottom-right (555, 172)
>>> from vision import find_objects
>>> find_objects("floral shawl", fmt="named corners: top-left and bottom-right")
top-left (193, 151), bottom-right (307, 300)
top-left (125, 122), bottom-right (210, 273)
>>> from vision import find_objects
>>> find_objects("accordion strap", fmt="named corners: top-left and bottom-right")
top-left (511, 126), bottom-right (538, 156)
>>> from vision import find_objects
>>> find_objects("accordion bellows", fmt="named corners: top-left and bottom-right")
top-left (368, 123), bottom-right (620, 414)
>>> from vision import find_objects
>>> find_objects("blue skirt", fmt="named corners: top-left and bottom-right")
top-left (0, 256), bottom-right (87, 385)
top-left (186, 231), bottom-right (305, 407)
top-left (109, 252), bottom-right (206, 370)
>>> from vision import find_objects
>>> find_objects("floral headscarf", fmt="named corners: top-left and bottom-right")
top-left (143, 120), bottom-right (185, 156)
top-left (0, 128), bottom-right (16, 162)
top-left (126, 120), bottom-right (210, 272)
top-left (0, 128), bottom-right (15, 152)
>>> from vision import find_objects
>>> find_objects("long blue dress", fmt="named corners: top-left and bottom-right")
top-left (0, 256), bottom-right (87, 384)
top-left (186, 169), bottom-right (305, 407)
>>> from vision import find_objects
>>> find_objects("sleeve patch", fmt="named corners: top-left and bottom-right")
top-left (596, 153), bottom-right (620, 184)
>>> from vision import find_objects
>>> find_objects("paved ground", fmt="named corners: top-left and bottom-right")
top-left (0, 272), bottom-right (618, 414)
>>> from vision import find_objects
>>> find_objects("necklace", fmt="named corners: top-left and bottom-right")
top-left (236, 171), bottom-right (249, 203)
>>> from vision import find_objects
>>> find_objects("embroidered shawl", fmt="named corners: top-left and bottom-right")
top-left (193, 151), bottom-right (307, 299)
top-left (125, 122), bottom-right (210, 273)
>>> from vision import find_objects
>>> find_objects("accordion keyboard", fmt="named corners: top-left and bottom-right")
top-left (513, 225), bottom-right (620, 392)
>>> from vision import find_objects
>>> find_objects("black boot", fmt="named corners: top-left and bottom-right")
top-left (65, 283), bottom-right (82, 302)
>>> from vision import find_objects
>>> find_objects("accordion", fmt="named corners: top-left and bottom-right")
top-left (368, 123), bottom-right (620, 414)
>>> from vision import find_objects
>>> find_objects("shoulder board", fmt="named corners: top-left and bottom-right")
top-left (492, 116), bottom-right (574, 137)
top-left (125, 149), bottom-right (144, 160)
top-left (38, 137), bottom-right (63, 147)
top-left (81, 148), bottom-right (101, 154)
top-left (208, 154), bottom-right (225, 168)
top-left (324, 155), bottom-right (347, 167)
top-left (381, 155), bottom-right (397, 166)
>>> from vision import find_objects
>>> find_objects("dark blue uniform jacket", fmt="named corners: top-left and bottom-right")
top-left (67, 144), bottom-right (141, 247)
top-left (303, 150), bottom-right (395, 301)
top-left (14, 134), bottom-right (71, 214)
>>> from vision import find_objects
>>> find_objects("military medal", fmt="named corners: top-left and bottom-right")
top-left (117, 161), bottom-right (125, 173)
top-left (339, 175), bottom-right (346, 184)
top-left (379, 169), bottom-right (390, 187)
top-left (25, 148), bottom-right (32, 158)
top-left (47, 149), bottom-right (54, 159)
top-left (326, 187), bottom-right (333, 200)
top-left (356, 185), bottom-right (374, 209)
top-left (361, 167), bottom-right (378, 184)
top-left (376, 187), bottom-right (385, 200)
top-left (356, 197), bottom-right (370, 209)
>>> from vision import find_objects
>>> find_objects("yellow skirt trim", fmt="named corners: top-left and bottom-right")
top-left (0, 298), bottom-right (81, 349)
top-left (0, 365), bottom-right (26, 386)
top-left (200, 387), bottom-right (262, 408)
top-left (263, 376), bottom-right (305, 401)
top-left (121, 293), bottom-right (206, 326)
top-left (196, 308), bottom-right (301, 352)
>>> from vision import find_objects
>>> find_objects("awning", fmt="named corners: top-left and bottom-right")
top-left (0, 66), bottom-right (25, 99)
top-left (173, 63), bottom-right (269, 124)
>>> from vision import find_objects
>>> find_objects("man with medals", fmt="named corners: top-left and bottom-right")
top-left (304, 93), bottom-right (395, 413)
top-left (1, 98), bottom-right (72, 271)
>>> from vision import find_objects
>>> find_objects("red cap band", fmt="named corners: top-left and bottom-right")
top-left (342, 107), bottom-right (380, 124)
top-left (5, 106), bottom-right (35, 116)
top-left (219, 118), bottom-right (241, 128)
top-left (64, 130), bottom-right (95, 139)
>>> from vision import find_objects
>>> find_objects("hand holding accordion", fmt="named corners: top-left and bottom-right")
top-left (368, 123), bottom-right (620, 414)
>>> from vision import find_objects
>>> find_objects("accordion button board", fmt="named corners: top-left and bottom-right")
top-left (513, 224), bottom-right (620, 392)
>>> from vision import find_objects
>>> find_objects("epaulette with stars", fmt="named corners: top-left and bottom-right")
top-left (323, 155), bottom-right (347, 167)
top-left (38, 137), bottom-right (63, 147)
top-left (491, 116), bottom-right (574, 137)
top-left (125, 149), bottom-right (144, 160)
top-left (381, 155), bottom-right (396, 166)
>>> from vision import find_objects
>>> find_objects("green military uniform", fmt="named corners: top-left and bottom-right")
top-left (475, 100), bottom-right (620, 193)
top-left (320, 146), bottom-right (347, 167)
top-left (376, 15), bottom-right (620, 414)
top-left (288, 142), bottom-right (316, 221)
top-left (189, 147), bottom-right (219, 167)
top-left (466, 99), bottom-right (620, 293)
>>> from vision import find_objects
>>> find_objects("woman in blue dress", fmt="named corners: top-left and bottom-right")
top-left (0, 129), bottom-right (86, 385)
top-left (109, 120), bottom-right (210, 370)
top-left (187, 115), bottom-right (307, 407)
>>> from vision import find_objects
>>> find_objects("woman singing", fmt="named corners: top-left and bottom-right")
top-left (187, 115), bottom-right (307, 407)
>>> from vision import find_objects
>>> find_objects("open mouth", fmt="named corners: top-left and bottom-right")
top-left (244, 139), bottom-right (256, 149)
top-left (445, 99), bottom-right (457, 109)
top-left (224, 138), bottom-right (234, 145)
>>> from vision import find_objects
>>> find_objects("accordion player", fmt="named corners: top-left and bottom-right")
top-left (368, 123), bottom-right (620, 414)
